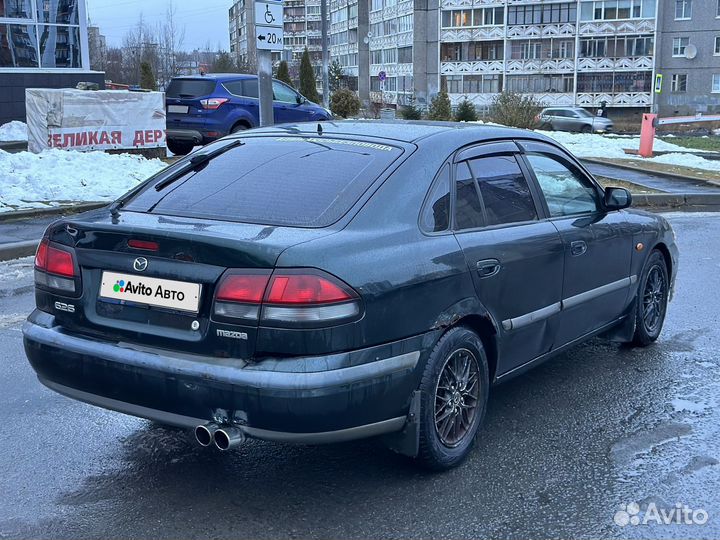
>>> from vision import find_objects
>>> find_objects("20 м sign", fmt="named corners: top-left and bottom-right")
top-left (255, 0), bottom-right (283, 51)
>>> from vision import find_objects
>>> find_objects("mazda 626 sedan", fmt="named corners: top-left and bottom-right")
top-left (24, 121), bottom-right (678, 470)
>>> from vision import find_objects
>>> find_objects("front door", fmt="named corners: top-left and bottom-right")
top-left (518, 140), bottom-right (633, 346)
top-left (272, 81), bottom-right (307, 123)
top-left (451, 142), bottom-right (565, 374)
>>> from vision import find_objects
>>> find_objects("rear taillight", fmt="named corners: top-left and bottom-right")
top-left (213, 269), bottom-right (360, 326)
top-left (34, 238), bottom-right (80, 294)
top-left (200, 98), bottom-right (229, 110)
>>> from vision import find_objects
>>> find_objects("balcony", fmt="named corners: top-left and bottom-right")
top-left (577, 92), bottom-right (651, 106)
top-left (370, 63), bottom-right (414, 76)
top-left (441, 0), bottom-right (502, 7)
top-left (447, 93), bottom-right (500, 107)
top-left (440, 27), bottom-right (504, 41)
top-left (441, 60), bottom-right (504, 75)
top-left (577, 56), bottom-right (653, 71)
top-left (578, 19), bottom-right (655, 35)
top-left (506, 58), bottom-right (575, 73)
top-left (507, 23), bottom-right (575, 39)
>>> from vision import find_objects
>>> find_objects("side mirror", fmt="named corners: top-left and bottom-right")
top-left (296, 94), bottom-right (306, 105)
top-left (604, 187), bottom-right (632, 210)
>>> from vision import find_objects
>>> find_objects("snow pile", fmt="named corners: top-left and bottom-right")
top-left (0, 149), bottom-right (167, 212)
top-left (537, 130), bottom-right (720, 174)
top-left (0, 121), bottom-right (28, 142)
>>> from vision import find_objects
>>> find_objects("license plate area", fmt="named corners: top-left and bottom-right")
top-left (168, 105), bottom-right (189, 114)
top-left (99, 271), bottom-right (201, 313)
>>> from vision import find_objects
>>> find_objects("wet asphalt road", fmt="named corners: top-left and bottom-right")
top-left (581, 162), bottom-right (720, 194)
top-left (0, 212), bottom-right (718, 540)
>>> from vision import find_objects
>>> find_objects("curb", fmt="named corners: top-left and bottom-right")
top-left (0, 240), bottom-right (38, 261)
top-left (0, 202), bottom-right (107, 223)
top-left (581, 158), bottom-right (720, 187)
top-left (633, 193), bottom-right (720, 210)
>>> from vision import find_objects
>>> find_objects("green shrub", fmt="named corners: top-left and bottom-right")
top-left (490, 92), bottom-right (541, 129)
top-left (454, 98), bottom-right (478, 122)
top-left (428, 90), bottom-right (452, 121)
top-left (400, 94), bottom-right (422, 120)
top-left (330, 88), bottom-right (360, 118)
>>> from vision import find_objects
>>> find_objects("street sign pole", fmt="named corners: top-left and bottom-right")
top-left (258, 51), bottom-right (274, 127)
top-left (321, 0), bottom-right (329, 109)
top-left (255, 0), bottom-right (284, 127)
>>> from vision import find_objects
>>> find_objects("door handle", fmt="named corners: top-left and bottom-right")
top-left (570, 240), bottom-right (587, 257)
top-left (476, 259), bottom-right (501, 278)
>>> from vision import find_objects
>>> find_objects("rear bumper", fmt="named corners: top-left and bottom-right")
top-left (166, 129), bottom-right (204, 144)
top-left (23, 310), bottom-right (433, 443)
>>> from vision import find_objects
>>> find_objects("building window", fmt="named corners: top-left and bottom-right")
top-left (508, 3), bottom-right (577, 25)
top-left (0, 0), bottom-right (84, 69)
top-left (577, 71), bottom-right (651, 92)
top-left (672, 37), bottom-right (689, 56)
top-left (713, 74), bottom-right (720, 93)
top-left (715, 36), bottom-right (720, 55)
top-left (671, 73), bottom-right (688, 92)
top-left (506, 74), bottom-right (574, 93)
top-left (580, 0), bottom-right (655, 21)
top-left (675, 0), bottom-right (692, 19)
top-left (398, 46), bottom-right (412, 63)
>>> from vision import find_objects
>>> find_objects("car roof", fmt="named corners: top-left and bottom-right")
top-left (238, 120), bottom-right (558, 146)
top-left (171, 73), bottom-right (256, 81)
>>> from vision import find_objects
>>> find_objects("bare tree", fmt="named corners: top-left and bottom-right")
top-left (156, 1), bottom-right (186, 86)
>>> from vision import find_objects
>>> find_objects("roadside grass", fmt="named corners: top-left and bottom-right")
top-left (659, 136), bottom-right (720, 153)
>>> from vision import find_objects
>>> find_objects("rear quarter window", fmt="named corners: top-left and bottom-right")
top-left (125, 137), bottom-right (403, 228)
top-left (166, 79), bottom-right (217, 98)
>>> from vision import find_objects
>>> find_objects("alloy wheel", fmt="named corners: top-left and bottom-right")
top-left (434, 348), bottom-right (481, 448)
top-left (642, 265), bottom-right (666, 334)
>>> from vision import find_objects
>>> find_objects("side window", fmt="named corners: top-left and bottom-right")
top-left (273, 81), bottom-right (298, 103)
top-left (242, 80), bottom-right (259, 98)
top-left (467, 155), bottom-right (538, 226)
top-left (421, 165), bottom-right (451, 232)
top-left (526, 153), bottom-right (599, 217)
top-left (223, 81), bottom-right (243, 96)
top-left (454, 162), bottom-right (484, 230)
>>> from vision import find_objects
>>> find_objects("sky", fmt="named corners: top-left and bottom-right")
top-left (86, 0), bottom-right (231, 51)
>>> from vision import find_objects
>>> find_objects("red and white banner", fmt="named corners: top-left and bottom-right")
top-left (26, 89), bottom-right (167, 153)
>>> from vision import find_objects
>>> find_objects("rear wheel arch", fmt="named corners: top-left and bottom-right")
top-left (453, 315), bottom-right (498, 383)
top-left (230, 119), bottom-right (252, 133)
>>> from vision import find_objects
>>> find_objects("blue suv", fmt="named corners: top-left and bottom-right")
top-left (165, 73), bottom-right (332, 155)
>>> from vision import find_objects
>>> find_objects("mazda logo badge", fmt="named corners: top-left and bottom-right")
top-left (133, 257), bottom-right (148, 272)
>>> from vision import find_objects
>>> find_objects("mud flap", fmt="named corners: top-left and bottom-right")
top-left (601, 298), bottom-right (637, 343)
top-left (381, 390), bottom-right (421, 457)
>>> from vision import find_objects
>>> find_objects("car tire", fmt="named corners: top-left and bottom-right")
top-left (580, 125), bottom-right (592, 134)
top-left (416, 326), bottom-right (489, 471)
top-left (167, 140), bottom-right (194, 156)
top-left (231, 123), bottom-right (248, 134)
top-left (631, 249), bottom-right (669, 347)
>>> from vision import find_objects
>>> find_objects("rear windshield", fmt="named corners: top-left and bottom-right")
top-left (125, 137), bottom-right (403, 227)
top-left (166, 79), bottom-right (216, 98)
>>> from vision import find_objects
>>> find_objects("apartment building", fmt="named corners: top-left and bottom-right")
top-left (229, 0), bottom-right (325, 90)
top-left (655, 0), bottom-right (720, 115)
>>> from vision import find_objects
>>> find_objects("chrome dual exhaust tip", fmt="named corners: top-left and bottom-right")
top-left (194, 422), bottom-right (220, 447)
top-left (194, 422), bottom-right (246, 450)
top-left (213, 426), bottom-right (246, 451)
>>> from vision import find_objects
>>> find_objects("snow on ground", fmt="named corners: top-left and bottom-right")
top-left (0, 149), bottom-right (166, 212)
top-left (0, 121), bottom-right (28, 142)
top-left (536, 130), bottom-right (720, 174)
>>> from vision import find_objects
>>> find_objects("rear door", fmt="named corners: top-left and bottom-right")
top-left (518, 140), bottom-right (633, 346)
top-left (222, 79), bottom-right (260, 127)
top-left (452, 142), bottom-right (565, 373)
top-left (165, 78), bottom-right (217, 132)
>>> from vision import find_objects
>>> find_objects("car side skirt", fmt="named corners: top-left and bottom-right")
top-left (494, 315), bottom-right (628, 384)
